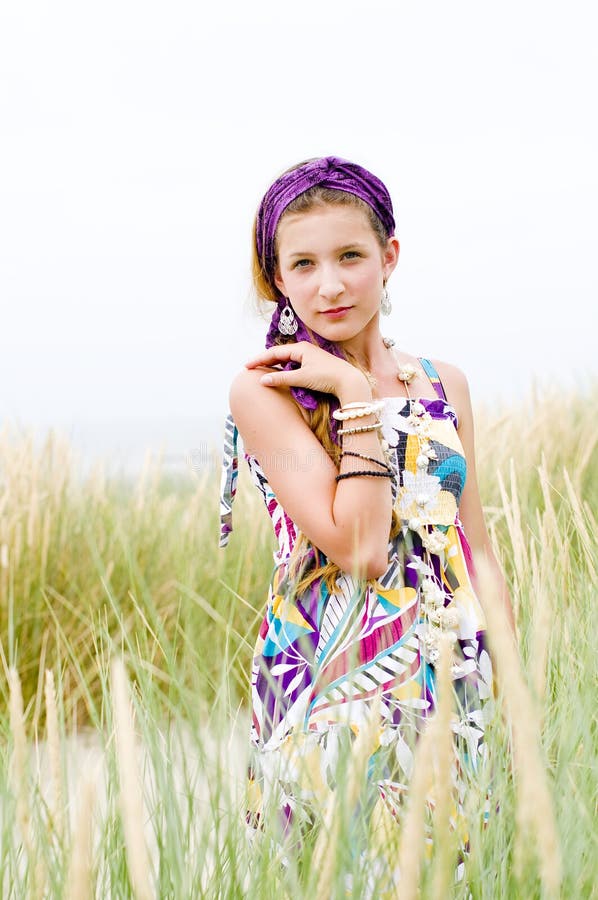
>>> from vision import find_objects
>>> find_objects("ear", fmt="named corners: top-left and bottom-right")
top-left (273, 267), bottom-right (286, 296)
top-left (382, 237), bottom-right (400, 282)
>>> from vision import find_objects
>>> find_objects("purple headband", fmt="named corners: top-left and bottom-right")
top-left (259, 156), bottom-right (396, 443)
top-left (256, 155), bottom-right (395, 278)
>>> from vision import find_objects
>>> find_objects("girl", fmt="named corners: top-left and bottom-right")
top-left (220, 156), bottom-right (514, 871)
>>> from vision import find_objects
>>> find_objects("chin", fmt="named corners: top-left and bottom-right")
top-left (311, 325), bottom-right (360, 345)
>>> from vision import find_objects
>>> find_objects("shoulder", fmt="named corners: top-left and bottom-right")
top-left (427, 358), bottom-right (473, 424)
top-left (428, 358), bottom-right (470, 394)
top-left (230, 365), bottom-right (287, 414)
top-left (229, 366), bottom-right (268, 408)
top-left (228, 367), bottom-right (306, 440)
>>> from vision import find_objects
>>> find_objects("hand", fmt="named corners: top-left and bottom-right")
top-left (245, 342), bottom-right (370, 400)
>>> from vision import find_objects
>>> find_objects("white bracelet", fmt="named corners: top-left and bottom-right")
top-left (337, 421), bottom-right (383, 436)
top-left (341, 401), bottom-right (377, 409)
top-left (332, 400), bottom-right (386, 421)
top-left (340, 400), bottom-right (386, 411)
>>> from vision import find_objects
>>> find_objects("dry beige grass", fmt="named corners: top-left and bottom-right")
top-left (312, 693), bottom-right (382, 899)
top-left (8, 667), bottom-right (47, 898)
top-left (111, 658), bottom-right (154, 900)
top-left (395, 705), bottom-right (436, 900)
top-left (44, 668), bottom-right (64, 841)
top-left (394, 635), bottom-right (457, 900)
top-left (430, 634), bottom-right (457, 898)
top-left (0, 385), bottom-right (595, 896)
top-left (476, 559), bottom-right (562, 897)
top-left (8, 669), bottom-right (32, 853)
top-left (65, 776), bottom-right (96, 900)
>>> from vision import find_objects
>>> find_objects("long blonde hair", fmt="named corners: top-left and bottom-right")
top-left (251, 184), bottom-right (400, 593)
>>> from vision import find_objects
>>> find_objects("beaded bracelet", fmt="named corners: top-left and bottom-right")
top-left (341, 401), bottom-right (378, 409)
top-left (335, 469), bottom-right (394, 482)
top-left (332, 400), bottom-right (386, 422)
top-left (340, 450), bottom-right (393, 473)
top-left (337, 422), bottom-right (383, 436)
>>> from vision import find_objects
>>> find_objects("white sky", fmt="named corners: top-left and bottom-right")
top-left (1, 0), bottom-right (596, 472)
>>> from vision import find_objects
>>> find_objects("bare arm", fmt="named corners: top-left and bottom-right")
top-left (436, 361), bottom-right (517, 637)
top-left (229, 343), bottom-right (393, 578)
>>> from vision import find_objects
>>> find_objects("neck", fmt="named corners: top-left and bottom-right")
top-left (340, 321), bottom-right (391, 373)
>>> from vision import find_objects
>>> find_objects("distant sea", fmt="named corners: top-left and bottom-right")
top-left (2, 415), bottom-right (226, 483)
top-left (3, 367), bottom-right (593, 484)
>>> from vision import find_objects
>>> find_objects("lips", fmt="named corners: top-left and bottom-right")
top-left (321, 306), bottom-right (352, 317)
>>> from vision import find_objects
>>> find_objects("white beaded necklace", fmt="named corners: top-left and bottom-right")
top-left (379, 335), bottom-right (460, 667)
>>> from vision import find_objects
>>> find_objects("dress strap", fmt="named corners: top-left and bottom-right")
top-left (219, 413), bottom-right (239, 548)
top-left (418, 357), bottom-right (447, 401)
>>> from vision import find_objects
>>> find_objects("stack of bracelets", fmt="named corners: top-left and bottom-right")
top-left (332, 400), bottom-right (394, 483)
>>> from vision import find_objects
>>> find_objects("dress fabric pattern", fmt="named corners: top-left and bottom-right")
top-left (221, 359), bottom-right (494, 858)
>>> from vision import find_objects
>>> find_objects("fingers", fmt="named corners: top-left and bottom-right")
top-left (245, 342), bottom-right (309, 370)
top-left (260, 370), bottom-right (291, 386)
top-left (245, 341), bottom-right (338, 393)
top-left (260, 367), bottom-right (325, 389)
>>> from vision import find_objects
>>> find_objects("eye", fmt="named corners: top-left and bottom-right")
top-left (341, 250), bottom-right (362, 260)
top-left (293, 258), bottom-right (312, 269)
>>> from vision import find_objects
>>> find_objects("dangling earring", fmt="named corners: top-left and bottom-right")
top-left (380, 284), bottom-right (392, 316)
top-left (278, 300), bottom-right (298, 335)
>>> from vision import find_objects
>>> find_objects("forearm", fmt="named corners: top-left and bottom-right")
top-left (329, 377), bottom-right (393, 577)
top-left (472, 546), bottom-right (517, 641)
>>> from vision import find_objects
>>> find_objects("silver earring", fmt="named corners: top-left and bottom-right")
top-left (278, 301), bottom-right (298, 335)
top-left (380, 286), bottom-right (392, 316)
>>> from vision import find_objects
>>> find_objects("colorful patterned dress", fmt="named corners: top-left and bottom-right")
top-left (220, 358), bottom-right (494, 860)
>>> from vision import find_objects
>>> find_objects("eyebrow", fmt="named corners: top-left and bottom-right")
top-left (286, 243), bottom-right (369, 259)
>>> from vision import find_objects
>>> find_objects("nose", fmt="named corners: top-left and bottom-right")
top-left (318, 266), bottom-right (344, 302)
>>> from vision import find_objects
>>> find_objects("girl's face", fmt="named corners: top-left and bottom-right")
top-left (274, 204), bottom-right (399, 343)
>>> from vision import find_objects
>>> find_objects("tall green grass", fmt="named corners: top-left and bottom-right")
top-left (0, 383), bottom-right (596, 897)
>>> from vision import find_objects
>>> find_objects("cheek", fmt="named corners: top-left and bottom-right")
top-left (281, 277), bottom-right (312, 309)
top-left (276, 269), bottom-right (298, 296)
top-left (353, 263), bottom-right (382, 292)
top-left (286, 271), bottom-right (314, 294)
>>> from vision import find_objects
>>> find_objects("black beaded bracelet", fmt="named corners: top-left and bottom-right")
top-left (340, 450), bottom-right (392, 472)
top-left (335, 469), bottom-right (394, 482)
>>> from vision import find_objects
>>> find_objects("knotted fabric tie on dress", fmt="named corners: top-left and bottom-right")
top-left (219, 413), bottom-right (239, 548)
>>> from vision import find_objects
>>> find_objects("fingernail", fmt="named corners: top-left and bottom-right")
top-left (261, 374), bottom-right (273, 385)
